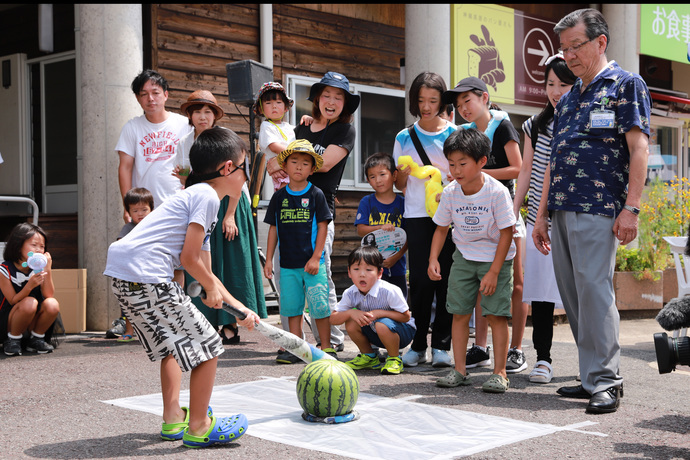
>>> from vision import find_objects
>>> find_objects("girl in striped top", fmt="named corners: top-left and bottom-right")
top-left (513, 53), bottom-right (576, 384)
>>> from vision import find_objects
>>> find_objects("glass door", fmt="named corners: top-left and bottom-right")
top-left (29, 51), bottom-right (78, 213)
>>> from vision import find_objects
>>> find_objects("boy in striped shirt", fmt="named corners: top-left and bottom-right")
top-left (330, 246), bottom-right (416, 375)
top-left (428, 127), bottom-right (516, 393)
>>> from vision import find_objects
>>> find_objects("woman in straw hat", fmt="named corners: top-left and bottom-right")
top-left (176, 90), bottom-right (267, 342)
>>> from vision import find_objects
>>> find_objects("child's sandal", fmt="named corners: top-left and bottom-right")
top-left (482, 374), bottom-right (510, 393)
top-left (160, 406), bottom-right (213, 441)
top-left (436, 369), bottom-right (471, 388)
top-left (182, 414), bottom-right (248, 448)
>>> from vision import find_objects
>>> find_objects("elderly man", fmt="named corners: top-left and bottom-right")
top-left (533, 8), bottom-right (650, 414)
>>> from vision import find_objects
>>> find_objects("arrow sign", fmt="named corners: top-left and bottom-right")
top-left (527, 39), bottom-right (549, 66)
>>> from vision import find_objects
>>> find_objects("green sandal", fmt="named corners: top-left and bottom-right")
top-left (482, 374), bottom-right (510, 393)
top-left (161, 406), bottom-right (213, 441)
top-left (436, 369), bottom-right (471, 388)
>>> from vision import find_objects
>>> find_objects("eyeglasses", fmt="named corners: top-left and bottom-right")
top-left (228, 159), bottom-right (250, 178)
top-left (558, 37), bottom-right (597, 56)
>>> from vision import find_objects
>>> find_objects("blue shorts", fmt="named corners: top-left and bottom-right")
top-left (361, 317), bottom-right (416, 349)
top-left (279, 264), bottom-right (330, 319)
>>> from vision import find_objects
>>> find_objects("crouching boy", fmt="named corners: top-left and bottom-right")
top-left (331, 246), bottom-right (416, 375)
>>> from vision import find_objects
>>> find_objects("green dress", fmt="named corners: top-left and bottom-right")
top-left (186, 193), bottom-right (268, 326)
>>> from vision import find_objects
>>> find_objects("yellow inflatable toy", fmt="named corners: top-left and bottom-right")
top-left (397, 155), bottom-right (443, 217)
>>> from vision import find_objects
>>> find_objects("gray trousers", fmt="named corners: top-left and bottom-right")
top-left (551, 211), bottom-right (623, 394)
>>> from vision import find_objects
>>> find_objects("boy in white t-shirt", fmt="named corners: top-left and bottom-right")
top-left (428, 127), bottom-right (516, 394)
top-left (115, 69), bottom-right (193, 220)
top-left (252, 82), bottom-right (296, 191)
top-left (104, 127), bottom-right (258, 448)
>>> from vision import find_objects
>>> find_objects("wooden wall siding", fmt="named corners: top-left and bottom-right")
top-left (297, 4), bottom-right (405, 28)
top-left (273, 4), bottom-right (404, 89)
top-left (151, 3), bottom-right (261, 139)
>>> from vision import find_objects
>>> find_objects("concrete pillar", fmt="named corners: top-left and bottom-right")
top-left (404, 4), bottom-right (451, 126)
top-left (602, 4), bottom-right (639, 74)
top-left (78, 4), bottom-right (143, 330)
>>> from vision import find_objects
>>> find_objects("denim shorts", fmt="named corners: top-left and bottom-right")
top-left (361, 317), bottom-right (416, 349)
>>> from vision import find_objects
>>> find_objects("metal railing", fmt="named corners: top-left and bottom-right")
top-left (0, 195), bottom-right (39, 224)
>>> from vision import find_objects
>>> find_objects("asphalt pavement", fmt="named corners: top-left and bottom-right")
top-left (1, 313), bottom-right (688, 460)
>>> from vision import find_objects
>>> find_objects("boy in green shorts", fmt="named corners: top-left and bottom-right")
top-left (427, 127), bottom-right (516, 393)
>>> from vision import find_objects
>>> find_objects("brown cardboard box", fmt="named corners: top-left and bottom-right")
top-left (52, 269), bottom-right (87, 333)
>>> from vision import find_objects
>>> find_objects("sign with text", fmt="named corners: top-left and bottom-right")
top-left (451, 4), bottom-right (559, 108)
top-left (640, 4), bottom-right (690, 64)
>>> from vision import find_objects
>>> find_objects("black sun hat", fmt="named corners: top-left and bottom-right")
top-left (441, 76), bottom-right (489, 105)
top-left (308, 71), bottom-right (361, 114)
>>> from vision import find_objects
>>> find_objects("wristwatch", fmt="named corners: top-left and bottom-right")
top-left (623, 204), bottom-right (640, 215)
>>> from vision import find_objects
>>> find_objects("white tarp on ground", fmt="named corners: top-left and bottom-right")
top-left (103, 376), bottom-right (600, 459)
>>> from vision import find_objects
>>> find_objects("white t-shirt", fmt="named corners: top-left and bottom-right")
top-left (433, 173), bottom-right (516, 263)
top-left (114, 112), bottom-right (193, 208)
top-left (104, 182), bottom-right (219, 284)
top-left (258, 120), bottom-right (295, 159)
top-left (392, 120), bottom-right (456, 218)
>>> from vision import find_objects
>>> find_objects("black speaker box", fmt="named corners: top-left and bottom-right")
top-left (226, 60), bottom-right (273, 106)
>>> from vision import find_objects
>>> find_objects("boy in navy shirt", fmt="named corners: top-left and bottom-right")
top-left (355, 152), bottom-right (408, 297)
top-left (263, 140), bottom-right (333, 364)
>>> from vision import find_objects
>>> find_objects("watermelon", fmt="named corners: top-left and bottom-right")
top-left (296, 359), bottom-right (359, 417)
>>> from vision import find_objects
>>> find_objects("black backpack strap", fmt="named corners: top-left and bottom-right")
top-left (530, 117), bottom-right (539, 151)
top-left (408, 125), bottom-right (432, 166)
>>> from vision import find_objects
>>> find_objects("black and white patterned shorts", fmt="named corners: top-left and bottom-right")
top-left (110, 278), bottom-right (224, 372)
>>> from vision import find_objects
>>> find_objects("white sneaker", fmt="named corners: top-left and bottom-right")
top-left (431, 348), bottom-right (453, 367)
top-left (402, 348), bottom-right (427, 367)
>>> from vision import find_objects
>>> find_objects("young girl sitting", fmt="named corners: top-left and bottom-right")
top-left (254, 82), bottom-right (296, 191)
top-left (1, 223), bottom-right (60, 356)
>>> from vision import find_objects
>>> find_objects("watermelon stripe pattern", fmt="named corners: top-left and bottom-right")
top-left (296, 360), bottom-right (360, 417)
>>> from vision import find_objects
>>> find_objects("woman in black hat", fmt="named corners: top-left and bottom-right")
top-left (294, 71), bottom-right (361, 353)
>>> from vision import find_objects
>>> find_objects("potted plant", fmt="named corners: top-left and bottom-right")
top-left (614, 177), bottom-right (689, 309)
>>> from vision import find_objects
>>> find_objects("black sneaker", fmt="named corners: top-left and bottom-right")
top-left (276, 350), bottom-right (300, 364)
top-left (506, 347), bottom-right (528, 374)
top-left (466, 344), bottom-right (491, 368)
top-left (105, 318), bottom-right (126, 338)
top-left (3, 338), bottom-right (22, 356)
top-left (26, 336), bottom-right (54, 354)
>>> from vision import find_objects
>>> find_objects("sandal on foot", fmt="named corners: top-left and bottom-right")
top-left (529, 360), bottom-right (553, 384)
top-left (436, 369), bottom-right (471, 388)
top-left (220, 324), bottom-right (240, 345)
top-left (482, 374), bottom-right (510, 393)
top-left (183, 414), bottom-right (248, 448)
top-left (117, 334), bottom-right (136, 343)
top-left (161, 406), bottom-right (213, 441)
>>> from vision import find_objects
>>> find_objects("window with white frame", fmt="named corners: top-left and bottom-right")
top-left (286, 75), bottom-right (406, 190)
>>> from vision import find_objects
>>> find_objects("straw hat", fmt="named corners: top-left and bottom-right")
top-left (180, 90), bottom-right (224, 120)
top-left (277, 139), bottom-right (323, 172)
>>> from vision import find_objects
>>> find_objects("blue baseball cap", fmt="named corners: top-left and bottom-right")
top-left (308, 71), bottom-right (361, 114)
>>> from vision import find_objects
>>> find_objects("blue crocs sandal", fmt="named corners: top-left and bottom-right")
top-left (182, 414), bottom-right (248, 448)
top-left (161, 406), bottom-right (213, 441)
